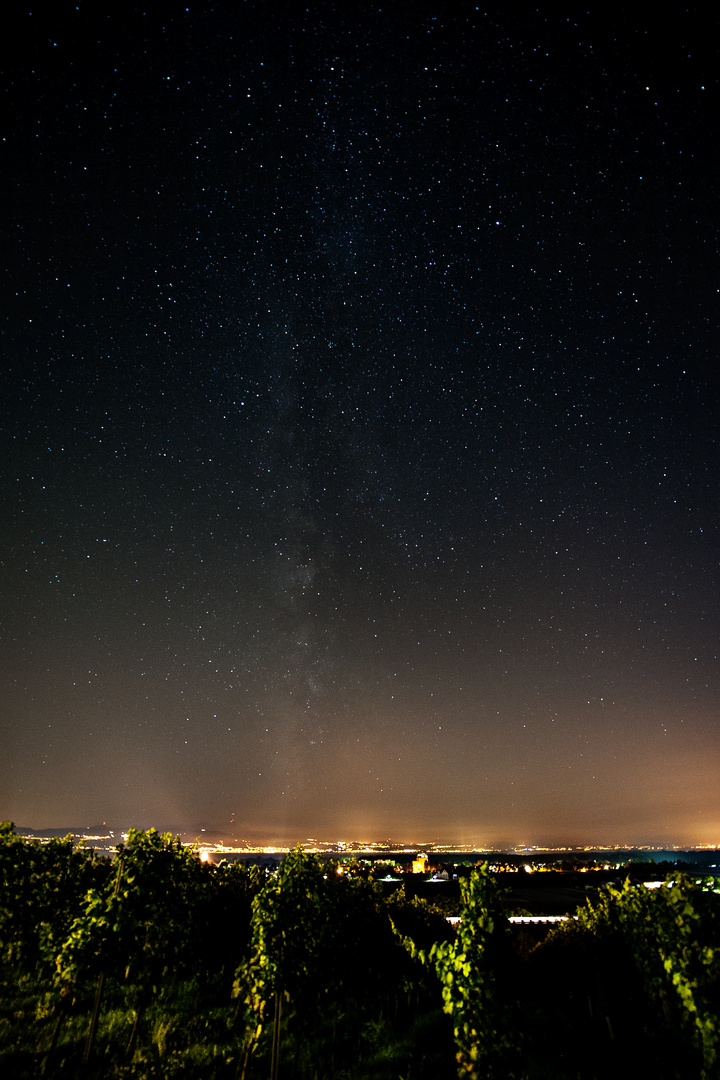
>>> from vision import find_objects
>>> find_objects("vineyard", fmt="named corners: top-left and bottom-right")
top-left (1, 822), bottom-right (718, 1079)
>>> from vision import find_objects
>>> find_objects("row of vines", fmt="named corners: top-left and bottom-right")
top-left (1, 822), bottom-right (718, 1079)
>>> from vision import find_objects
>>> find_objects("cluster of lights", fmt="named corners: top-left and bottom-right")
top-left (16, 830), bottom-right (720, 860)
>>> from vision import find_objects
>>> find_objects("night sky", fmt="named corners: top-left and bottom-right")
top-left (2, 4), bottom-right (718, 847)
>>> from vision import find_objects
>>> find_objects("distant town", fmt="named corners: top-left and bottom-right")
top-left (11, 825), bottom-right (720, 871)
top-left (9, 822), bottom-right (719, 924)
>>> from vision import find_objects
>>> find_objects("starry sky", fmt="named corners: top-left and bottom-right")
top-left (2, 3), bottom-right (718, 847)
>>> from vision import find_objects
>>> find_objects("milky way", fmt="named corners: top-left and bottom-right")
top-left (2, 5), bottom-right (718, 846)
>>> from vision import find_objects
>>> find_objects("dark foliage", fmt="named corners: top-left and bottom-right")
top-left (1, 825), bottom-right (718, 1079)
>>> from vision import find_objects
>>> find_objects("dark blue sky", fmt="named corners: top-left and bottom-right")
top-left (2, 3), bottom-right (718, 846)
